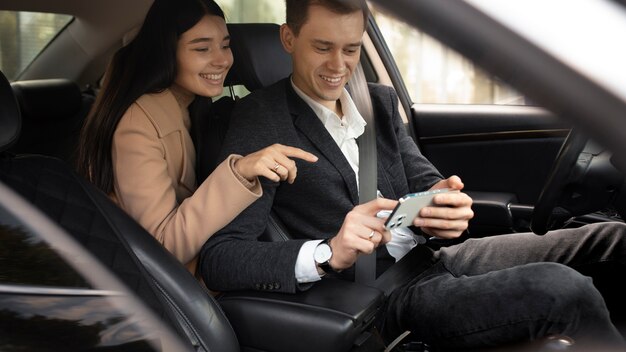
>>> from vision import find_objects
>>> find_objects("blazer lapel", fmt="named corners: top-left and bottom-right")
top-left (286, 85), bottom-right (360, 204)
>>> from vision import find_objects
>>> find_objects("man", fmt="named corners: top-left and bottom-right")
top-left (199, 0), bottom-right (626, 349)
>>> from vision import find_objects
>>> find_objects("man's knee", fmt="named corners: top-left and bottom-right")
top-left (583, 221), bottom-right (626, 240)
top-left (526, 263), bottom-right (607, 319)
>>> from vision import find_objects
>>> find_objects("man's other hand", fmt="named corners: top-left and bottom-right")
top-left (415, 175), bottom-right (474, 239)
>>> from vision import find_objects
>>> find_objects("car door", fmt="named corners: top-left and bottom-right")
top-left (412, 103), bottom-right (569, 235)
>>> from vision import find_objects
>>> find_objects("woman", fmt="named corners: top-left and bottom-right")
top-left (76, 0), bottom-right (317, 274)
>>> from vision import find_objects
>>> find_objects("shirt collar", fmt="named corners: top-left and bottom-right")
top-left (290, 78), bottom-right (366, 143)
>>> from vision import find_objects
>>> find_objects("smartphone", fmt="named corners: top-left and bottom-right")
top-left (384, 188), bottom-right (456, 230)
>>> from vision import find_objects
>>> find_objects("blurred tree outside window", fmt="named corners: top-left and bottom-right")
top-left (369, 5), bottom-right (527, 105)
top-left (212, 1), bottom-right (525, 106)
top-left (0, 11), bottom-right (72, 81)
top-left (218, 0), bottom-right (285, 24)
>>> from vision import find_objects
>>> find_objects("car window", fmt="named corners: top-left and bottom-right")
top-left (215, 0), bottom-right (286, 99)
top-left (369, 4), bottom-right (528, 105)
top-left (219, 0), bottom-right (285, 23)
top-left (0, 11), bottom-right (72, 81)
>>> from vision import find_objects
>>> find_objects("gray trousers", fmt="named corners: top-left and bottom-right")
top-left (383, 222), bottom-right (626, 351)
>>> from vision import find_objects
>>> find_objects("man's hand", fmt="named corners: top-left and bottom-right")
top-left (327, 198), bottom-right (397, 271)
top-left (414, 175), bottom-right (474, 239)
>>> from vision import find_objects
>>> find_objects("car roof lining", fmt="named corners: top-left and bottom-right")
top-left (0, 0), bottom-right (152, 86)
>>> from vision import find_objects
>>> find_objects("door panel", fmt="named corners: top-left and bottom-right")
top-left (410, 104), bottom-right (571, 234)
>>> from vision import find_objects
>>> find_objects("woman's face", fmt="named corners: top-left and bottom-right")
top-left (175, 15), bottom-right (233, 97)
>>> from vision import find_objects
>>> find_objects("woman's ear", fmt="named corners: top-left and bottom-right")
top-left (280, 24), bottom-right (295, 53)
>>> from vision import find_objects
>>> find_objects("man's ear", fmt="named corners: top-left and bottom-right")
top-left (280, 24), bottom-right (295, 53)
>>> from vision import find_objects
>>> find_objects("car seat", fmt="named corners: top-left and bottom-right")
top-left (8, 78), bottom-right (94, 164)
top-left (0, 69), bottom-right (239, 352)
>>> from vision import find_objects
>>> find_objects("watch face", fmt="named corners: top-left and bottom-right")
top-left (314, 243), bottom-right (332, 263)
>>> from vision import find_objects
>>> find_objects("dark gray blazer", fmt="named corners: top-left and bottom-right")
top-left (199, 78), bottom-right (443, 293)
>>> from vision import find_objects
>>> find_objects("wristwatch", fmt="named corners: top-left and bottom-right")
top-left (314, 238), bottom-right (333, 275)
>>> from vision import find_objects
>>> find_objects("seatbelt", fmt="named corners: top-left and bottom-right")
top-left (351, 62), bottom-right (436, 297)
top-left (351, 62), bottom-right (378, 285)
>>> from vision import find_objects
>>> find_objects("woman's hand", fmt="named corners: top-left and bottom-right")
top-left (234, 143), bottom-right (318, 183)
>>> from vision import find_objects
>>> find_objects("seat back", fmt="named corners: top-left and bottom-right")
top-left (225, 23), bottom-right (292, 91)
top-left (0, 70), bottom-right (239, 352)
top-left (9, 78), bottom-right (94, 163)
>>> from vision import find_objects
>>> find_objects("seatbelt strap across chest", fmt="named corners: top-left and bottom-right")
top-left (351, 62), bottom-right (378, 285)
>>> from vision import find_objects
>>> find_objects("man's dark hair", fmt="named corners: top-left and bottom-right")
top-left (286, 0), bottom-right (369, 35)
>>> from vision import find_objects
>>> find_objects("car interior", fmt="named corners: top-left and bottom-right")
top-left (0, 21), bottom-right (406, 352)
top-left (1, 19), bottom-right (588, 352)
top-left (2, 0), bottom-right (625, 351)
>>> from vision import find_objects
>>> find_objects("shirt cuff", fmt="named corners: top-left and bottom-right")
top-left (377, 209), bottom-right (425, 262)
top-left (386, 226), bottom-right (425, 261)
top-left (295, 239), bottom-right (324, 283)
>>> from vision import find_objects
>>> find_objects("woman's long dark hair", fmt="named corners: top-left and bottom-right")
top-left (76, 0), bottom-right (225, 193)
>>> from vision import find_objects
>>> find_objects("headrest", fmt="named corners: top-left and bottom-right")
top-left (11, 79), bottom-right (82, 122)
top-left (0, 70), bottom-right (21, 153)
top-left (225, 23), bottom-right (292, 91)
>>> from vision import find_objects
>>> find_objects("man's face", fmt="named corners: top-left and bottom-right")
top-left (281, 5), bottom-right (364, 112)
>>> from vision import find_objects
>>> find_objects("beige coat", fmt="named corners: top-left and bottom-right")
top-left (111, 89), bottom-right (261, 274)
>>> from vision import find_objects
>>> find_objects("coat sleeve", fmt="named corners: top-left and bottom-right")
top-left (375, 84), bottom-right (443, 192)
top-left (112, 104), bottom-right (262, 265)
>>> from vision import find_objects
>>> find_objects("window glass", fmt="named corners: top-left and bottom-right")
top-left (369, 5), bottom-right (527, 105)
top-left (219, 0), bottom-right (285, 23)
top-left (0, 11), bottom-right (72, 81)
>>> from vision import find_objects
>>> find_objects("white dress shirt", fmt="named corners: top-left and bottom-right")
top-left (290, 80), bottom-right (424, 283)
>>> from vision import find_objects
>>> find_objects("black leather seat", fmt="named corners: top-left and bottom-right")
top-left (9, 78), bottom-right (94, 164)
top-left (225, 23), bottom-right (293, 92)
top-left (0, 69), bottom-right (239, 352)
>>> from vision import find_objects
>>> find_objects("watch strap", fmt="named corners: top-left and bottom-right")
top-left (317, 238), bottom-right (334, 274)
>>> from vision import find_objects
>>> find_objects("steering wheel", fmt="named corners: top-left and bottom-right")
top-left (530, 129), bottom-right (588, 235)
